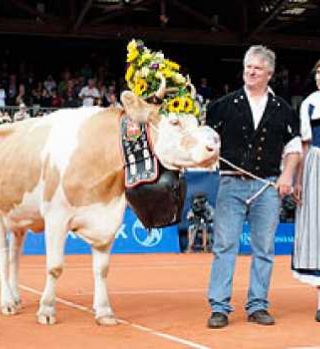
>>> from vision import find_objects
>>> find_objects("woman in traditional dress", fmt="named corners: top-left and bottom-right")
top-left (293, 59), bottom-right (320, 321)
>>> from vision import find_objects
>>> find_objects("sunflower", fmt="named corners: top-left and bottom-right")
top-left (183, 96), bottom-right (194, 113)
top-left (134, 78), bottom-right (148, 96)
top-left (125, 64), bottom-right (135, 82)
top-left (168, 97), bottom-right (184, 113)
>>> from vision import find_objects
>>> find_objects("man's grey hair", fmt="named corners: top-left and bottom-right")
top-left (243, 45), bottom-right (276, 73)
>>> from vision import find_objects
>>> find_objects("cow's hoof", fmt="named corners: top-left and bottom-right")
top-left (14, 299), bottom-right (22, 310)
top-left (2, 304), bottom-right (18, 315)
top-left (38, 314), bottom-right (56, 325)
top-left (96, 316), bottom-right (118, 326)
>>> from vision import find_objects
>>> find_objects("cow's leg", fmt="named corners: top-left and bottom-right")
top-left (92, 246), bottom-right (117, 326)
top-left (0, 222), bottom-right (16, 315)
top-left (8, 231), bottom-right (25, 307)
top-left (37, 217), bottom-right (68, 325)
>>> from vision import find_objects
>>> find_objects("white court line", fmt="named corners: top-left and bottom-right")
top-left (19, 284), bottom-right (211, 349)
top-left (21, 263), bottom-right (211, 270)
top-left (70, 283), bottom-right (309, 297)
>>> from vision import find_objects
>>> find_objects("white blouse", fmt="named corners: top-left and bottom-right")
top-left (299, 90), bottom-right (320, 142)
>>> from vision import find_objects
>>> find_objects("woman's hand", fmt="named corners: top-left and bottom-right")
top-left (292, 183), bottom-right (302, 205)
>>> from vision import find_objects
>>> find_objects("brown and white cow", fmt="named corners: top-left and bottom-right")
top-left (0, 90), bottom-right (220, 325)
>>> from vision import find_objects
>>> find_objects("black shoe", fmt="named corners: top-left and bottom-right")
top-left (248, 310), bottom-right (275, 325)
top-left (207, 312), bottom-right (229, 329)
top-left (315, 310), bottom-right (320, 322)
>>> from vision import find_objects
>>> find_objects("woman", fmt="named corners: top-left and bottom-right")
top-left (293, 59), bottom-right (320, 321)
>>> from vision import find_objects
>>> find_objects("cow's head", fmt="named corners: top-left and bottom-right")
top-left (121, 79), bottom-right (220, 170)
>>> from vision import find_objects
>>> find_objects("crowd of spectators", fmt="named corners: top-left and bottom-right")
top-left (0, 59), bottom-right (124, 119)
top-left (0, 56), bottom-right (314, 125)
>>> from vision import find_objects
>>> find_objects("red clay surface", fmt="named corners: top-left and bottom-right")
top-left (1, 254), bottom-right (320, 349)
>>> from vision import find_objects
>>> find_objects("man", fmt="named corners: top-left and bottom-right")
top-left (13, 103), bottom-right (30, 122)
top-left (78, 78), bottom-right (100, 107)
top-left (0, 82), bottom-right (6, 108)
top-left (206, 45), bottom-right (301, 328)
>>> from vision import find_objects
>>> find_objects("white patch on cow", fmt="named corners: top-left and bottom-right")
top-left (69, 194), bottom-right (126, 247)
top-left (37, 107), bottom-right (104, 176)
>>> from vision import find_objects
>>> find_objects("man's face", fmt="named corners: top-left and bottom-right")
top-left (315, 67), bottom-right (320, 90)
top-left (243, 54), bottom-right (272, 90)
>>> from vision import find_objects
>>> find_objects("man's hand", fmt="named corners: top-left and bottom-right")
top-left (276, 152), bottom-right (301, 198)
top-left (275, 173), bottom-right (293, 198)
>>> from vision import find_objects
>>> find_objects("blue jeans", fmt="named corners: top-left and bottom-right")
top-left (208, 176), bottom-right (280, 315)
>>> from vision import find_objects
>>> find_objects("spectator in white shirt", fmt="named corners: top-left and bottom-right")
top-left (43, 74), bottom-right (57, 94)
top-left (78, 78), bottom-right (100, 107)
top-left (0, 83), bottom-right (6, 108)
top-left (13, 103), bottom-right (30, 122)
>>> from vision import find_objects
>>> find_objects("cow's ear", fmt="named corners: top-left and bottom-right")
top-left (121, 90), bottom-right (155, 123)
top-left (121, 91), bottom-right (139, 115)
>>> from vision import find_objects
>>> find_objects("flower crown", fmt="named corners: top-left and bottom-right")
top-left (125, 39), bottom-right (200, 117)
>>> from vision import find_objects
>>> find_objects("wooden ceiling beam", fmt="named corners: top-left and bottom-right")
top-left (171, 0), bottom-right (223, 31)
top-left (1, 19), bottom-right (320, 51)
top-left (73, 0), bottom-right (94, 31)
top-left (90, 0), bottom-right (148, 24)
top-left (247, 0), bottom-right (291, 38)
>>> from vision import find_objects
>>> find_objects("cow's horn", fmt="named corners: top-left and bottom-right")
top-left (186, 78), bottom-right (196, 99)
top-left (155, 73), bottom-right (167, 99)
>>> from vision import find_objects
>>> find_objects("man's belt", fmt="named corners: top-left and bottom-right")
top-left (220, 170), bottom-right (253, 180)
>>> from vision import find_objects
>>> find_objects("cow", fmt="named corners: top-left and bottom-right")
top-left (0, 87), bottom-right (220, 326)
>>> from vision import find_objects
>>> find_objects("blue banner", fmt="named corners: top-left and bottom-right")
top-left (179, 170), bottom-right (220, 232)
top-left (239, 223), bottom-right (294, 255)
top-left (22, 207), bottom-right (180, 255)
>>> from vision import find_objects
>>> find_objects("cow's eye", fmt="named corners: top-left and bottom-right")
top-left (170, 118), bottom-right (180, 126)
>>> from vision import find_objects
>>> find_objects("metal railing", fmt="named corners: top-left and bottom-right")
top-left (0, 106), bottom-right (59, 120)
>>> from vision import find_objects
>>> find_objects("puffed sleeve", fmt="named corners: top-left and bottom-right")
top-left (205, 98), bottom-right (224, 135)
top-left (283, 104), bottom-right (300, 145)
top-left (299, 98), bottom-right (312, 142)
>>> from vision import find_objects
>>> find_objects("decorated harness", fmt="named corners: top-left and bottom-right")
top-left (120, 115), bottom-right (186, 229)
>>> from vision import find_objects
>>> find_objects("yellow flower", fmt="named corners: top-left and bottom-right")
top-left (127, 39), bottom-right (140, 62)
top-left (125, 64), bottom-right (135, 82)
top-left (134, 78), bottom-right (148, 96)
top-left (160, 67), bottom-right (173, 78)
top-left (127, 49), bottom-right (139, 63)
top-left (168, 97), bottom-right (184, 113)
top-left (193, 104), bottom-right (200, 117)
top-left (127, 39), bottom-right (137, 52)
top-left (183, 96), bottom-right (194, 113)
top-left (165, 59), bottom-right (180, 71)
